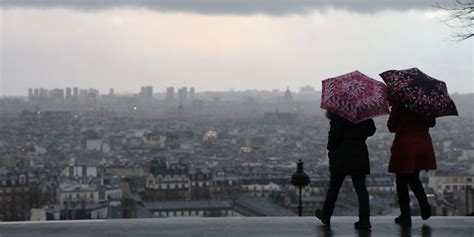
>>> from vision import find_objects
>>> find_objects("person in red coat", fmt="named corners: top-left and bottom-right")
top-left (387, 103), bottom-right (436, 225)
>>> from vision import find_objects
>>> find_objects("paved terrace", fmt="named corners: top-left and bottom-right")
top-left (0, 216), bottom-right (473, 237)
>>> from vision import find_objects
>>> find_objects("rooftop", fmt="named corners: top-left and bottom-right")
top-left (0, 216), bottom-right (473, 237)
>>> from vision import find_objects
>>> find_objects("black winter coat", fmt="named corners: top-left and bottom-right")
top-left (327, 115), bottom-right (376, 175)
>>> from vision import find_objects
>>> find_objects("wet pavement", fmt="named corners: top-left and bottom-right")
top-left (0, 216), bottom-right (473, 237)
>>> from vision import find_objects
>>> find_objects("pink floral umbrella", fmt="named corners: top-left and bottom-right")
top-left (321, 70), bottom-right (390, 123)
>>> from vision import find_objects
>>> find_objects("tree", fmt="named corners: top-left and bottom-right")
top-left (436, 0), bottom-right (474, 41)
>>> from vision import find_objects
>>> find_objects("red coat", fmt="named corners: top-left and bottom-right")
top-left (387, 104), bottom-right (437, 174)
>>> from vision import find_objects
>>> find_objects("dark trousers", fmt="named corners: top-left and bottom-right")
top-left (396, 171), bottom-right (430, 216)
top-left (322, 172), bottom-right (369, 216)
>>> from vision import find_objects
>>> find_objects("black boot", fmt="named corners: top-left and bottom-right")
top-left (395, 215), bottom-right (412, 226)
top-left (421, 205), bottom-right (431, 220)
top-left (315, 209), bottom-right (331, 225)
top-left (395, 202), bottom-right (412, 225)
top-left (354, 208), bottom-right (371, 230)
top-left (395, 205), bottom-right (412, 226)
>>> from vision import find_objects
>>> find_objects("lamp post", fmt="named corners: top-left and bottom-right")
top-left (291, 159), bottom-right (310, 216)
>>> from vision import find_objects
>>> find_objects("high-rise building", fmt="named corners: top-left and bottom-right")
top-left (28, 88), bottom-right (33, 101)
top-left (146, 86), bottom-right (153, 99)
top-left (87, 91), bottom-right (98, 111)
top-left (178, 87), bottom-right (188, 102)
top-left (73, 87), bottom-right (79, 98)
top-left (166, 87), bottom-right (175, 101)
top-left (109, 88), bottom-right (114, 95)
top-left (49, 88), bottom-right (65, 103)
top-left (66, 87), bottom-right (72, 100)
top-left (39, 88), bottom-right (48, 101)
top-left (139, 86), bottom-right (153, 99)
top-left (299, 85), bottom-right (316, 93)
top-left (284, 87), bottom-right (293, 102)
top-left (190, 87), bottom-right (195, 100)
top-left (78, 89), bottom-right (88, 103)
top-left (34, 88), bottom-right (39, 98)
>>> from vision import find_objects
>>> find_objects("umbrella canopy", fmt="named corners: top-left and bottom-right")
top-left (380, 68), bottom-right (458, 118)
top-left (321, 70), bottom-right (390, 124)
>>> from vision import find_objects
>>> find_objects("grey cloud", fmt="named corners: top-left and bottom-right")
top-left (0, 0), bottom-right (453, 15)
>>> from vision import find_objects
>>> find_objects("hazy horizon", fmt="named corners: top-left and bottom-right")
top-left (1, 0), bottom-right (472, 96)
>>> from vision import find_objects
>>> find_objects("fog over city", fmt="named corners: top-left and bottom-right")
top-left (0, 0), bottom-right (473, 227)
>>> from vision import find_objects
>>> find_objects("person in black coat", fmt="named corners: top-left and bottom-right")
top-left (315, 111), bottom-right (376, 230)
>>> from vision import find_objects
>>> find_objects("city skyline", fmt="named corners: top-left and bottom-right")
top-left (4, 84), bottom-right (474, 99)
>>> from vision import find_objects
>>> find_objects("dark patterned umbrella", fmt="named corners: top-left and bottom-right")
top-left (380, 68), bottom-right (458, 118)
top-left (321, 70), bottom-right (389, 124)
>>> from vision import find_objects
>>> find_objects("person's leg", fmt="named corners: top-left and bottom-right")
top-left (408, 171), bottom-right (429, 207)
top-left (395, 173), bottom-right (412, 225)
top-left (322, 172), bottom-right (346, 217)
top-left (408, 170), bottom-right (431, 219)
top-left (351, 174), bottom-right (370, 210)
top-left (351, 174), bottom-right (371, 229)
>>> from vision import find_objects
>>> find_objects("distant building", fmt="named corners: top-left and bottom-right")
top-left (66, 87), bottom-right (72, 101)
top-left (0, 172), bottom-right (38, 221)
top-left (278, 87), bottom-right (294, 113)
top-left (299, 85), bottom-right (316, 93)
top-left (73, 87), bottom-right (79, 98)
top-left (86, 139), bottom-right (102, 151)
top-left (28, 88), bottom-right (33, 101)
top-left (61, 164), bottom-right (98, 178)
top-left (166, 87), bottom-right (175, 101)
top-left (144, 159), bottom-right (190, 201)
top-left (144, 200), bottom-right (234, 217)
top-left (190, 87), bottom-right (195, 100)
top-left (105, 166), bottom-right (145, 178)
top-left (52, 179), bottom-right (122, 220)
top-left (57, 183), bottom-right (100, 204)
top-left (39, 88), bottom-right (48, 101)
top-left (263, 109), bottom-right (296, 124)
top-left (139, 86), bottom-right (153, 100)
top-left (87, 91), bottom-right (98, 111)
top-left (178, 87), bottom-right (188, 102)
top-left (428, 172), bottom-right (473, 194)
top-left (49, 88), bottom-right (65, 103)
top-left (189, 168), bottom-right (213, 200)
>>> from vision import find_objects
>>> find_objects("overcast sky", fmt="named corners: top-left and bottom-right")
top-left (0, 0), bottom-right (472, 96)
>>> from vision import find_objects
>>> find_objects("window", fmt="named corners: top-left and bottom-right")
top-left (467, 178), bottom-right (472, 182)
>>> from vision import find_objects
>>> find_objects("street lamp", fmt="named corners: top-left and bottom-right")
top-left (291, 159), bottom-right (310, 216)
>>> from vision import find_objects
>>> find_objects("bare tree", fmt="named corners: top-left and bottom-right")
top-left (436, 0), bottom-right (474, 41)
